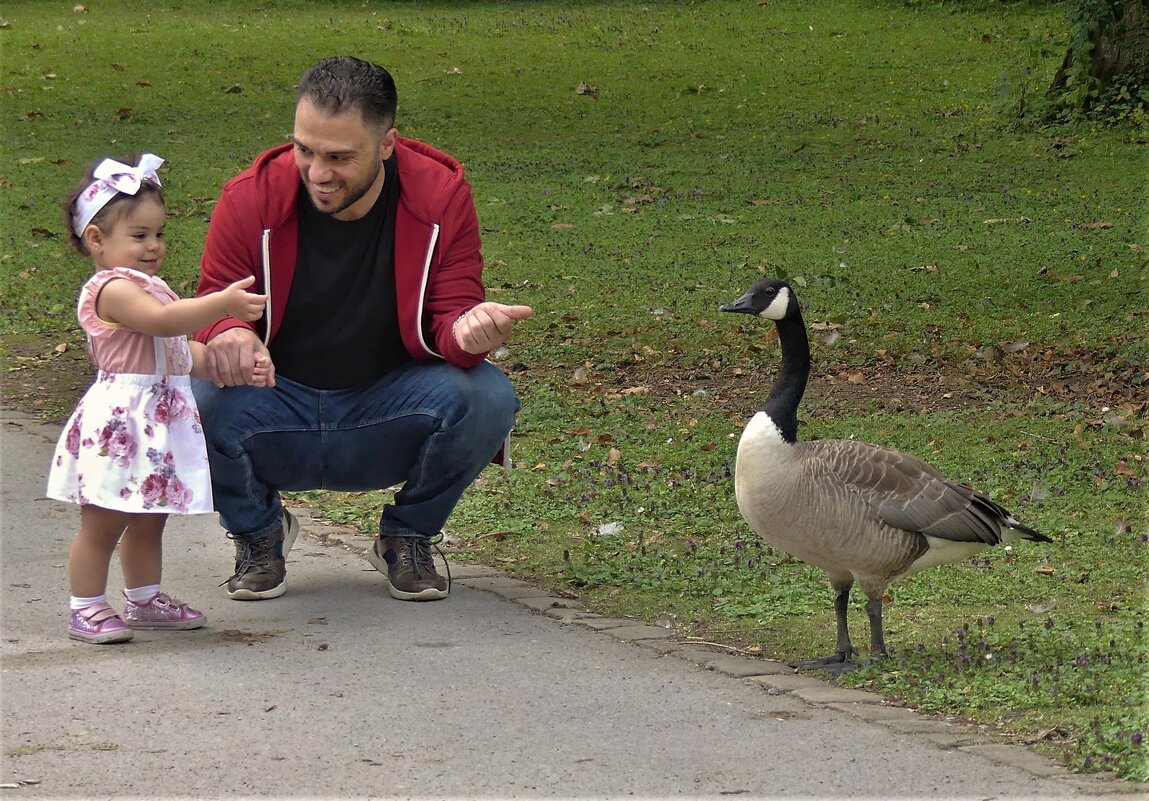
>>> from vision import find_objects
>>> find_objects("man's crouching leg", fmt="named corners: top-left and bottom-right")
top-left (193, 377), bottom-right (318, 600)
top-left (354, 360), bottom-right (520, 601)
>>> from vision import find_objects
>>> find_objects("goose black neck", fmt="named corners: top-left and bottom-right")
top-left (761, 309), bottom-right (810, 444)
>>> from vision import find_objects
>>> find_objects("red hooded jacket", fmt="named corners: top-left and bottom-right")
top-left (193, 138), bottom-right (488, 370)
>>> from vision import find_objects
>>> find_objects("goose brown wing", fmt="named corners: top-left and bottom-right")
top-left (803, 439), bottom-right (1003, 545)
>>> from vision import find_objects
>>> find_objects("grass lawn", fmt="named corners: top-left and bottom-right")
top-left (1, 0), bottom-right (1146, 783)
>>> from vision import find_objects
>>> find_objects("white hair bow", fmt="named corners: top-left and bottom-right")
top-left (71, 153), bottom-right (165, 237)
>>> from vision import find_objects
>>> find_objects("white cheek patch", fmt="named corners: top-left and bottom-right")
top-left (759, 287), bottom-right (791, 320)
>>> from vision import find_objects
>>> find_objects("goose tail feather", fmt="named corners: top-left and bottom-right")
top-left (1005, 517), bottom-right (1052, 543)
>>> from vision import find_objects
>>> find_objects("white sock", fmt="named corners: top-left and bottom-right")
top-left (70, 594), bottom-right (106, 610)
top-left (123, 584), bottom-right (161, 604)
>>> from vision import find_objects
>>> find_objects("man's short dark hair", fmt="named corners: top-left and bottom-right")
top-left (296, 56), bottom-right (398, 131)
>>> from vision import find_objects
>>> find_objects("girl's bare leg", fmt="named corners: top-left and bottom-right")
top-left (69, 505), bottom-right (131, 599)
top-left (119, 513), bottom-right (168, 591)
top-left (117, 513), bottom-right (204, 630)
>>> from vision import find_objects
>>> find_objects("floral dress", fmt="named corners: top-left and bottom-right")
top-left (46, 268), bottom-right (213, 514)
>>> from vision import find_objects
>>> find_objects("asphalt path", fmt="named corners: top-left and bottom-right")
top-left (2, 408), bottom-right (1144, 801)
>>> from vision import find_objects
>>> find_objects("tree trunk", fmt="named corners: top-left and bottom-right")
top-left (1049, 0), bottom-right (1149, 110)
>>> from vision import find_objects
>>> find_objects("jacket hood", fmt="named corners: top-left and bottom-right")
top-left (244, 138), bottom-right (467, 230)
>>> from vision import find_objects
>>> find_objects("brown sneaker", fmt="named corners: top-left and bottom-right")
top-left (224, 509), bottom-right (299, 600)
top-left (367, 535), bottom-right (449, 601)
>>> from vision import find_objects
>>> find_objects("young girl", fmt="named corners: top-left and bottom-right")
top-left (47, 153), bottom-right (272, 644)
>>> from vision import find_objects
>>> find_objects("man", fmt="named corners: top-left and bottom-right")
top-left (192, 56), bottom-right (531, 602)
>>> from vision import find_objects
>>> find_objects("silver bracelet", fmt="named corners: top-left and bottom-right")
top-left (451, 311), bottom-right (468, 343)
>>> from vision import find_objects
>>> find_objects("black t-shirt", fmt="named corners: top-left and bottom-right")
top-left (270, 156), bottom-right (408, 389)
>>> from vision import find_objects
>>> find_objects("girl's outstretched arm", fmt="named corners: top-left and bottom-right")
top-left (95, 275), bottom-right (266, 339)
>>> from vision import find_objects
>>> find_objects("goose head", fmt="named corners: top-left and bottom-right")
top-left (719, 278), bottom-right (798, 322)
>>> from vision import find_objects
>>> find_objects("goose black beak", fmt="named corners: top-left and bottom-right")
top-left (719, 294), bottom-right (757, 314)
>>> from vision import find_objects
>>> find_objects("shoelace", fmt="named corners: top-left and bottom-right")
top-left (219, 535), bottom-right (276, 587)
top-left (401, 534), bottom-right (452, 590)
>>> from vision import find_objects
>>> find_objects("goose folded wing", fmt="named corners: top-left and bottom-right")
top-left (810, 439), bottom-right (1002, 545)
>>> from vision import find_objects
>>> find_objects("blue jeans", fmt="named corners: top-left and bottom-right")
top-left (192, 360), bottom-right (518, 543)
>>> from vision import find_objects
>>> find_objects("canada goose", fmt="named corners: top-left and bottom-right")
top-left (720, 278), bottom-right (1051, 674)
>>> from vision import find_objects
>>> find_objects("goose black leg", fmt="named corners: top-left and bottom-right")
top-left (791, 580), bottom-right (860, 674)
top-left (865, 595), bottom-right (889, 659)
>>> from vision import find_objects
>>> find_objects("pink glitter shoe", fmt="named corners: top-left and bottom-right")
top-left (69, 603), bottom-right (134, 644)
top-left (122, 592), bottom-right (206, 630)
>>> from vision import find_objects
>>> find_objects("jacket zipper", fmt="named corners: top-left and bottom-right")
top-left (261, 228), bottom-right (272, 346)
top-left (414, 223), bottom-right (441, 358)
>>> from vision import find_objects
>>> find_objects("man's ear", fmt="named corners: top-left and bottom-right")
top-left (380, 127), bottom-right (399, 161)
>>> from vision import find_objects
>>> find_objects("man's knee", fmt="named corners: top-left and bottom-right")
top-left (191, 380), bottom-right (273, 453)
top-left (464, 363), bottom-right (519, 432)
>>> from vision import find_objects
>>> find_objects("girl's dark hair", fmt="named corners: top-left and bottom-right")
top-left (63, 157), bottom-right (165, 256)
top-left (296, 56), bottom-right (398, 131)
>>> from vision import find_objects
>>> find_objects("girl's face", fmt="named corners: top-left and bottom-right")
top-left (84, 197), bottom-right (166, 276)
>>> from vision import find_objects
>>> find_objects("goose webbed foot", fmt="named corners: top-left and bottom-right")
top-left (790, 650), bottom-right (861, 676)
top-left (791, 650), bottom-right (889, 676)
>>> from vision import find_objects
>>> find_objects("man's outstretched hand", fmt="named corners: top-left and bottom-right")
top-left (453, 302), bottom-right (533, 355)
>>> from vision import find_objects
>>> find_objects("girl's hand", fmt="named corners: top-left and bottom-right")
top-left (220, 276), bottom-right (268, 322)
top-left (248, 352), bottom-right (276, 388)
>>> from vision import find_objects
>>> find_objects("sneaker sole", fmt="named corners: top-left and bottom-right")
top-left (69, 628), bottom-right (134, 644)
top-left (366, 543), bottom-right (449, 601)
top-left (125, 618), bottom-right (206, 631)
top-left (227, 583), bottom-right (286, 601)
top-left (226, 509), bottom-right (299, 602)
top-left (390, 585), bottom-right (449, 602)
